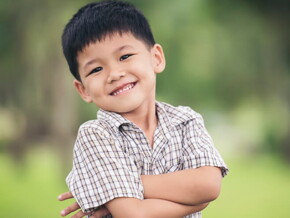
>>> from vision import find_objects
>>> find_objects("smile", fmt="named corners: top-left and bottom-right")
top-left (110, 82), bottom-right (136, 96)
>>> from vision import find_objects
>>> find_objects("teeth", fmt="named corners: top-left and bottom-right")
top-left (112, 83), bottom-right (135, 96)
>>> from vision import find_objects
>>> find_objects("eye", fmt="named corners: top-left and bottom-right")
top-left (87, 66), bottom-right (103, 76)
top-left (120, 54), bottom-right (133, 61)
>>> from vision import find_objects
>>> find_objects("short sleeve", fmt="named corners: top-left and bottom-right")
top-left (183, 113), bottom-right (228, 177)
top-left (66, 125), bottom-right (144, 213)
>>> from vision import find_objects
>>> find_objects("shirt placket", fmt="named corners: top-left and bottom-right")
top-left (122, 124), bottom-right (152, 175)
top-left (150, 125), bottom-right (170, 174)
top-left (136, 131), bottom-right (153, 174)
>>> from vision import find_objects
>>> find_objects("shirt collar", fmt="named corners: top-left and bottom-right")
top-left (156, 101), bottom-right (194, 127)
top-left (97, 109), bottom-right (131, 130)
top-left (96, 101), bottom-right (193, 130)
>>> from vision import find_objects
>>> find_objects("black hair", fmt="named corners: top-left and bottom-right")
top-left (62, 0), bottom-right (156, 81)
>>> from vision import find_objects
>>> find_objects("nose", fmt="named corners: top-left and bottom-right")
top-left (107, 70), bottom-right (126, 83)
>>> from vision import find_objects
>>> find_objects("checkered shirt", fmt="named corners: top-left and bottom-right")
top-left (66, 101), bottom-right (228, 218)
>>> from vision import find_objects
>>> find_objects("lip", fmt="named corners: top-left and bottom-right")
top-left (110, 82), bottom-right (137, 96)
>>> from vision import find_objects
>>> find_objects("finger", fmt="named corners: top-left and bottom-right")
top-left (90, 208), bottom-right (110, 218)
top-left (58, 191), bottom-right (74, 201)
top-left (71, 210), bottom-right (87, 218)
top-left (60, 202), bottom-right (81, 217)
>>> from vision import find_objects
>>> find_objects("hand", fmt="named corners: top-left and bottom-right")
top-left (58, 192), bottom-right (110, 218)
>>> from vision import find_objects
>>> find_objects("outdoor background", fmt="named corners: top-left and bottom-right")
top-left (1, 0), bottom-right (290, 217)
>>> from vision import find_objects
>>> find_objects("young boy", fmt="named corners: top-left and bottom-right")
top-left (58, 0), bottom-right (228, 217)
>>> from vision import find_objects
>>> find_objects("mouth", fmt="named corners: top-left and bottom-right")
top-left (110, 82), bottom-right (136, 96)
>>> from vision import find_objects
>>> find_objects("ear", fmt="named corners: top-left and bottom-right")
top-left (73, 79), bottom-right (93, 103)
top-left (152, 44), bottom-right (166, 74)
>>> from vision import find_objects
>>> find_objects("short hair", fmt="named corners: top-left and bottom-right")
top-left (62, 0), bottom-right (156, 81)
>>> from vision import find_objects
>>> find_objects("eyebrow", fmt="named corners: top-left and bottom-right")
top-left (83, 45), bottom-right (134, 70)
top-left (116, 45), bottom-right (134, 53)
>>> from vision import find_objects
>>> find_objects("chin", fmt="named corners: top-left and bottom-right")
top-left (112, 102), bottom-right (142, 114)
top-left (114, 106), bottom-right (137, 114)
top-left (99, 96), bottom-right (148, 114)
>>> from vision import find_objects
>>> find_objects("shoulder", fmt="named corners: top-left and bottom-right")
top-left (157, 101), bottom-right (202, 126)
top-left (77, 119), bottom-right (112, 139)
top-left (73, 119), bottom-right (118, 153)
top-left (79, 119), bottom-right (104, 131)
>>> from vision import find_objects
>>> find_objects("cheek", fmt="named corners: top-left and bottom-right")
top-left (132, 59), bottom-right (155, 76)
top-left (85, 80), bottom-right (102, 96)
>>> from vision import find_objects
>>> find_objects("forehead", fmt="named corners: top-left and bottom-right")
top-left (77, 32), bottom-right (150, 59)
top-left (80, 32), bottom-right (151, 54)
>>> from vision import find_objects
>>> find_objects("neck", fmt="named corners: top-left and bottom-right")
top-left (122, 100), bottom-right (157, 147)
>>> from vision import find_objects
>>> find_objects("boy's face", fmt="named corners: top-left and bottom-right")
top-left (74, 32), bottom-right (165, 114)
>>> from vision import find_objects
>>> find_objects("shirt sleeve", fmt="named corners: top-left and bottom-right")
top-left (66, 125), bottom-right (144, 213)
top-left (183, 112), bottom-right (229, 177)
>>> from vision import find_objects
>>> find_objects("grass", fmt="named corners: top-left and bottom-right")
top-left (0, 148), bottom-right (73, 218)
top-left (1, 149), bottom-right (290, 218)
top-left (204, 155), bottom-right (290, 218)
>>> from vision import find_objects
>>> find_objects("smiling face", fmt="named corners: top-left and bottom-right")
top-left (74, 32), bottom-right (165, 115)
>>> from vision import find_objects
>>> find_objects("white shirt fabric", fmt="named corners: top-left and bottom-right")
top-left (67, 101), bottom-right (228, 218)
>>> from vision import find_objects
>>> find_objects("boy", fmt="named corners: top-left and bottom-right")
top-left (58, 0), bottom-right (228, 217)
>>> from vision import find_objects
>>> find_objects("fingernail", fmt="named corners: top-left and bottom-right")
top-left (61, 210), bottom-right (66, 216)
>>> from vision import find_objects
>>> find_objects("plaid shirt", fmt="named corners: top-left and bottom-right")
top-left (66, 101), bottom-right (228, 218)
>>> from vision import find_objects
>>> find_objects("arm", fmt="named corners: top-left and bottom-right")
top-left (106, 197), bottom-right (208, 218)
top-left (58, 192), bottom-right (208, 218)
top-left (104, 166), bottom-right (222, 217)
top-left (58, 166), bottom-right (220, 217)
top-left (142, 166), bottom-right (222, 205)
top-left (60, 159), bottom-right (220, 217)
top-left (59, 167), bottom-right (219, 217)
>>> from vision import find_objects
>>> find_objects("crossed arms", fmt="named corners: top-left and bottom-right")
top-left (59, 166), bottom-right (222, 218)
top-left (59, 112), bottom-right (227, 217)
